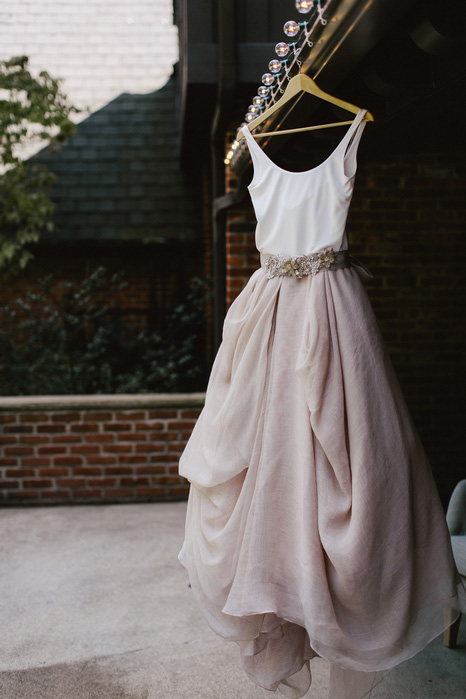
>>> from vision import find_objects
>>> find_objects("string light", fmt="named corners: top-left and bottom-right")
top-left (296, 0), bottom-right (313, 13)
top-left (226, 0), bottom-right (330, 166)
top-left (284, 20), bottom-right (300, 37)
top-left (268, 59), bottom-right (283, 74)
top-left (262, 73), bottom-right (275, 86)
top-left (275, 42), bottom-right (291, 58)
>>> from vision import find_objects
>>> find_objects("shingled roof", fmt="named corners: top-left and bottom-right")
top-left (34, 75), bottom-right (202, 243)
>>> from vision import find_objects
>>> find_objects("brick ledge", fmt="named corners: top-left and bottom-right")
top-left (0, 393), bottom-right (206, 412)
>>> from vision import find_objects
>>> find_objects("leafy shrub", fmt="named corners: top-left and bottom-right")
top-left (0, 56), bottom-right (78, 274)
top-left (0, 267), bottom-right (211, 395)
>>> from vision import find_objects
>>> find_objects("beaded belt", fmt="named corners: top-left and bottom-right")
top-left (261, 248), bottom-right (352, 280)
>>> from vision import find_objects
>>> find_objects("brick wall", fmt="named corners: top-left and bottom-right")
top-left (0, 241), bottom-right (204, 335)
top-left (224, 150), bottom-right (466, 506)
top-left (0, 395), bottom-right (203, 506)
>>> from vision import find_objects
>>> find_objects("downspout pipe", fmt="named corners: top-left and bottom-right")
top-left (210, 0), bottom-right (237, 351)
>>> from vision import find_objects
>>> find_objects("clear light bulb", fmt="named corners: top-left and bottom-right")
top-left (296, 0), bottom-right (313, 13)
top-left (245, 113), bottom-right (256, 122)
top-left (275, 42), bottom-right (290, 58)
top-left (252, 96), bottom-right (264, 106)
top-left (268, 59), bottom-right (282, 74)
top-left (284, 20), bottom-right (300, 37)
top-left (262, 73), bottom-right (275, 86)
top-left (258, 86), bottom-right (270, 97)
top-left (248, 104), bottom-right (259, 114)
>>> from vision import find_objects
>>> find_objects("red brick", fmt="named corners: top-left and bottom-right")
top-left (0, 458), bottom-right (17, 466)
top-left (51, 413), bottom-right (81, 422)
top-left (19, 413), bottom-right (49, 422)
top-left (0, 435), bottom-right (17, 444)
top-left (168, 486), bottom-right (190, 497)
top-left (70, 423), bottom-right (99, 432)
top-left (0, 415), bottom-right (15, 423)
top-left (115, 411), bottom-right (145, 420)
top-left (40, 490), bottom-right (71, 500)
top-left (22, 457), bottom-right (51, 467)
top-left (121, 476), bottom-right (149, 486)
top-left (134, 422), bottom-right (156, 430)
top-left (103, 422), bottom-right (132, 431)
top-left (53, 456), bottom-right (82, 466)
top-left (73, 466), bottom-right (102, 476)
top-left (5, 468), bottom-right (35, 477)
top-left (147, 422), bottom-right (165, 431)
top-left (103, 444), bottom-right (133, 453)
top-left (104, 466), bottom-right (133, 475)
top-left (24, 479), bottom-right (53, 488)
top-left (72, 489), bottom-right (102, 499)
top-left (38, 446), bottom-right (67, 455)
top-left (147, 410), bottom-right (177, 419)
top-left (56, 478), bottom-right (86, 488)
top-left (138, 465), bottom-right (166, 474)
top-left (83, 412), bottom-right (112, 421)
top-left (143, 442), bottom-right (165, 452)
top-left (0, 480), bottom-right (19, 489)
top-left (134, 443), bottom-right (159, 453)
top-left (39, 467), bottom-right (69, 476)
top-left (150, 454), bottom-right (178, 463)
top-left (52, 434), bottom-right (81, 444)
top-left (88, 477), bottom-right (118, 487)
top-left (21, 435), bottom-right (49, 445)
top-left (180, 410), bottom-right (202, 419)
top-left (4, 424), bottom-right (33, 433)
top-left (6, 490), bottom-right (39, 500)
top-left (167, 443), bottom-right (183, 453)
top-left (85, 434), bottom-right (114, 443)
top-left (4, 446), bottom-right (34, 456)
top-left (135, 486), bottom-right (165, 497)
top-left (167, 420), bottom-right (196, 430)
top-left (116, 432), bottom-right (147, 442)
top-left (37, 424), bottom-right (67, 433)
top-left (227, 255), bottom-right (245, 267)
top-left (69, 445), bottom-right (100, 455)
top-left (118, 455), bottom-right (147, 464)
top-left (103, 488), bottom-right (133, 497)
top-left (150, 475), bottom-right (181, 485)
top-left (87, 455), bottom-right (117, 465)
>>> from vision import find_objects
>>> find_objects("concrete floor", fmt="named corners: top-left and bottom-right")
top-left (0, 502), bottom-right (464, 699)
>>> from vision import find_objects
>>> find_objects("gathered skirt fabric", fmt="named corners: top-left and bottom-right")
top-left (179, 265), bottom-right (465, 698)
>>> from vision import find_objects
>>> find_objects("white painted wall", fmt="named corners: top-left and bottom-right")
top-left (0, 0), bottom-right (179, 121)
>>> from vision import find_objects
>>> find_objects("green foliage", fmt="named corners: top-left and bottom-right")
top-left (0, 267), bottom-right (211, 395)
top-left (0, 56), bottom-right (79, 275)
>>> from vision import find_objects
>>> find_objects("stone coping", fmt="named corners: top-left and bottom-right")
top-left (0, 393), bottom-right (206, 412)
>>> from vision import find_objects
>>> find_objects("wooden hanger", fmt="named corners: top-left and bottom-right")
top-left (237, 73), bottom-right (374, 140)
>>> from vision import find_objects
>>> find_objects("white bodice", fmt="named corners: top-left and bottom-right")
top-left (242, 109), bottom-right (367, 257)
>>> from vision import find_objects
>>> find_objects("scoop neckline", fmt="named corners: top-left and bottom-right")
top-left (244, 109), bottom-right (364, 176)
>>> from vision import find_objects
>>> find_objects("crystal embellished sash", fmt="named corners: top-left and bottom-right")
top-left (261, 248), bottom-right (351, 280)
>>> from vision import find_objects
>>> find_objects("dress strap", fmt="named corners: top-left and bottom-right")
top-left (339, 109), bottom-right (367, 157)
top-left (242, 126), bottom-right (270, 183)
top-left (337, 109), bottom-right (368, 178)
